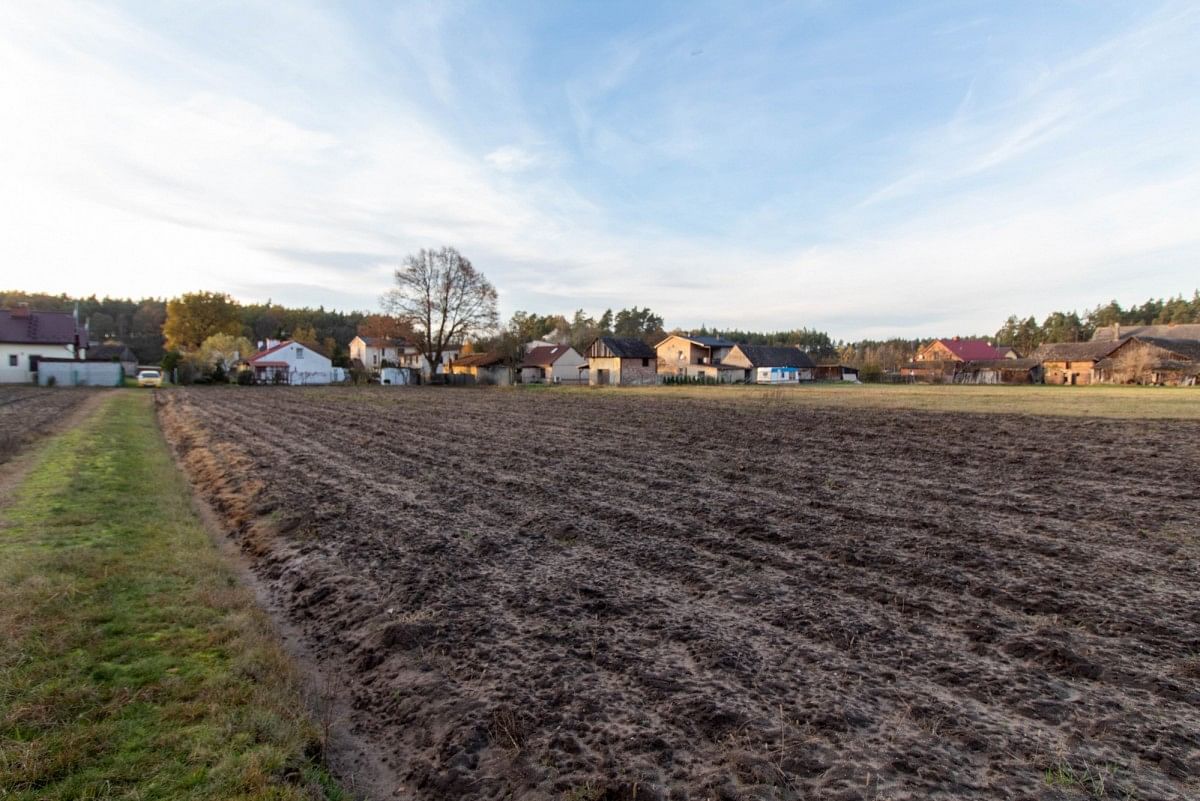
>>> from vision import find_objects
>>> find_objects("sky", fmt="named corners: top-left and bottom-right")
top-left (2, 1), bottom-right (1199, 339)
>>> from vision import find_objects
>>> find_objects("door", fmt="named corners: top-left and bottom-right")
top-left (597, 368), bottom-right (610, 385)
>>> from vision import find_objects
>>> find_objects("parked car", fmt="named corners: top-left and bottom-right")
top-left (136, 369), bottom-right (164, 388)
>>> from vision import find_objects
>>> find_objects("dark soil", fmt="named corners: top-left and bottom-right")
top-left (159, 387), bottom-right (1200, 800)
top-left (0, 387), bottom-right (96, 464)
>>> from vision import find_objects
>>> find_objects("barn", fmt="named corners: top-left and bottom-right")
top-left (249, 340), bottom-right (333, 385)
top-left (722, 345), bottom-right (815, 383)
top-left (1092, 337), bottom-right (1200, 385)
top-left (1029, 341), bottom-right (1121, 386)
top-left (954, 358), bottom-right (1041, 385)
top-left (586, 338), bottom-right (658, 386)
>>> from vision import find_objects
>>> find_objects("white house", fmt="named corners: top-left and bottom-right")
top-left (1, 305), bottom-right (88, 384)
top-left (519, 345), bottom-right (588, 384)
top-left (249, 340), bottom-right (333, 385)
top-left (349, 336), bottom-right (406, 371)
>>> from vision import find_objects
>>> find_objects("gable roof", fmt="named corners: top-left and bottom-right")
top-left (451, 352), bottom-right (505, 368)
top-left (249, 340), bottom-right (328, 363)
top-left (0, 308), bottom-right (87, 346)
top-left (925, 338), bottom-right (1006, 361)
top-left (591, 337), bottom-right (656, 359)
top-left (1091, 323), bottom-right (1200, 342)
top-left (521, 345), bottom-right (578, 368)
top-left (733, 345), bottom-right (816, 368)
top-left (658, 333), bottom-right (737, 349)
top-left (1126, 336), bottom-right (1200, 361)
top-left (1029, 341), bottom-right (1122, 362)
top-left (356, 335), bottom-right (409, 348)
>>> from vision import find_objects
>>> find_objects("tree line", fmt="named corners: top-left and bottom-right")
top-left (994, 291), bottom-right (1200, 355)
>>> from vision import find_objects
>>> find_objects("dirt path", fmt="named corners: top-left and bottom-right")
top-left (158, 387), bottom-right (1200, 801)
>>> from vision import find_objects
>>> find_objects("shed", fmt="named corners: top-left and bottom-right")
top-left (587, 338), bottom-right (658, 386)
top-left (954, 358), bottom-right (1041, 385)
top-left (449, 352), bottom-right (511, 385)
top-left (87, 342), bottom-right (139, 377)
top-left (814, 364), bottom-right (860, 382)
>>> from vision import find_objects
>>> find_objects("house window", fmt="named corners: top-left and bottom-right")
top-left (296, 348), bottom-right (304, 359)
top-left (642, 358), bottom-right (649, 367)
top-left (7, 355), bottom-right (16, 367)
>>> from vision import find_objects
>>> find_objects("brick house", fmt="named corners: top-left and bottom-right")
top-left (587, 337), bottom-right (657, 386)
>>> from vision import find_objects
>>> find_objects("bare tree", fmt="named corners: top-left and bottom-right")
top-left (382, 247), bottom-right (499, 377)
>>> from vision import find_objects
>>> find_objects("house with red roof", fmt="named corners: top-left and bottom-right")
top-left (900, 337), bottom-right (1015, 383)
top-left (1, 305), bottom-right (89, 383)
top-left (249, 340), bottom-right (333, 385)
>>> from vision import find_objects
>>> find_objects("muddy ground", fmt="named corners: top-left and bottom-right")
top-left (0, 387), bottom-right (95, 464)
top-left (159, 387), bottom-right (1200, 800)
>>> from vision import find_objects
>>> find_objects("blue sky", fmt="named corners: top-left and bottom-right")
top-left (2, 1), bottom-right (1198, 338)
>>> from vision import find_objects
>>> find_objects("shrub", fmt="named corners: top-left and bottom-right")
top-left (236, 369), bottom-right (253, 386)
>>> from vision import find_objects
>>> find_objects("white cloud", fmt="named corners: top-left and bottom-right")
top-left (484, 146), bottom-right (539, 172)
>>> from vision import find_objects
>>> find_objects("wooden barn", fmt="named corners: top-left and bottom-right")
top-left (1092, 337), bottom-right (1200, 385)
top-left (954, 358), bottom-right (1041, 384)
top-left (814, 363), bottom-right (859, 382)
top-left (587, 338), bottom-right (658, 386)
top-left (1029, 341), bottom-right (1121, 385)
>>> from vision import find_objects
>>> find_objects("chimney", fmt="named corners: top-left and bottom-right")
top-left (12, 302), bottom-right (30, 319)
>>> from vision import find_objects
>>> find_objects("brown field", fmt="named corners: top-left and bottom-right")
top-left (0, 387), bottom-right (96, 464)
top-left (160, 386), bottom-right (1200, 801)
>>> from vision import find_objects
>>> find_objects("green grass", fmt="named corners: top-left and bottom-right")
top-left (0, 393), bottom-right (343, 801)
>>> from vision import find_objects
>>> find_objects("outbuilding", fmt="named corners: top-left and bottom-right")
top-left (587, 337), bottom-right (658, 386)
top-left (449, 352), bottom-right (511, 385)
top-left (722, 345), bottom-right (815, 383)
top-left (1029, 341), bottom-right (1121, 385)
top-left (814, 363), bottom-right (860, 382)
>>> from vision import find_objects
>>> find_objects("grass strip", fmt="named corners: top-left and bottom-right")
top-left (0, 392), bottom-right (344, 800)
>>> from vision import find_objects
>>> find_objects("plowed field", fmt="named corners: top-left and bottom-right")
top-left (0, 387), bottom-right (95, 464)
top-left (159, 387), bottom-right (1200, 801)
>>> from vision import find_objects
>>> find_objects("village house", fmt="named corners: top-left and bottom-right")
top-left (0, 305), bottom-right (88, 384)
top-left (1092, 336), bottom-right (1200, 385)
top-left (349, 336), bottom-right (407, 371)
top-left (903, 337), bottom-right (1014, 382)
top-left (722, 345), bottom-right (816, 383)
top-left (654, 333), bottom-right (741, 382)
top-left (249, 340), bottom-right (333, 385)
top-left (520, 345), bottom-right (587, 384)
top-left (1028, 341), bottom-right (1121, 385)
top-left (587, 337), bottom-right (658, 386)
top-left (448, 352), bottom-right (511, 385)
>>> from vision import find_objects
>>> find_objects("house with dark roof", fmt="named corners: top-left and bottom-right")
top-left (1, 305), bottom-right (88, 383)
top-left (586, 337), bottom-right (658, 386)
top-left (722, 345), bottom-right (816, 383)
top-left (654, 333), bottom-right (740, 382)
top-left (449, 352), bottom-right (511, 385)
top-left (519, 345), bottom-right (586, 384)
top-left (87, 342), bottom-right (138, 377)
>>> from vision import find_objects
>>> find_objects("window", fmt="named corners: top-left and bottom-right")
top-left (642, 358), bottom-right (649, 367)
top-left (296, 347), bottom-right (304, 359)
top-left (7, 354), bottom-right (17, 367)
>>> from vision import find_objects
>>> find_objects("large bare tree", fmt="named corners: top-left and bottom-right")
top-left (382, 247), bottom-right (499, 376)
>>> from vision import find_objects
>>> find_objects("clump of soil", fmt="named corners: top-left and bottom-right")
top-left (161, 387), bottom-right (1200, 801)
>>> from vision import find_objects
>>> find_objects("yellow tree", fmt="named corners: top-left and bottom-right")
top-left (163, 292), bottom-right (244, 351)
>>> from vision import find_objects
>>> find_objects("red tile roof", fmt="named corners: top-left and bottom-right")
top-left (930, 338), bottom-right (1006, 361)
